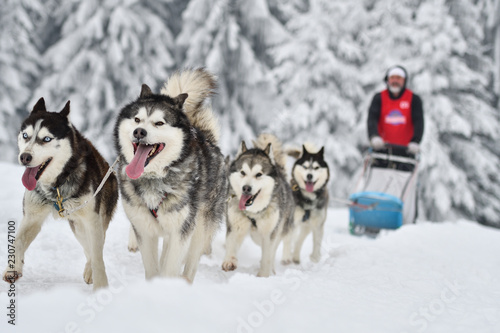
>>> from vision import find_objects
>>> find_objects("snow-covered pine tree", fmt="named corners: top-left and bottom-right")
top-left (175, 0), bottom-right (290, 154)
top-left (0, 0), bottom-right (44, 162)
top-left (361, 0), bottom-right (500, 225)
top-left (269, 0), bottom-right (370, 198)
top-left (486, 0), bottom-right (500, 107)
top-left (31, 0), bottom-right (177, 159)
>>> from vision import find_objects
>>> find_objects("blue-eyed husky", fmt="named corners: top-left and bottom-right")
top-left (2, 99), bottom-right (118, 290)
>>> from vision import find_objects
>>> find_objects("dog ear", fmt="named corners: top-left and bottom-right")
top-left (236, 140), bottom-right (247, 158)
top-left (302, 144), bottom-right (311, 156)
top-left (317, 146), bottom-right (325, 159)
top-left (60, 101), bottom-right (70, 118)
top-left (31, 98), bottom-right (47, 113)
top-left (140, 84), bottom-right (153, 98)
top-left (173, 93), bottom-right (188, 109)
top-left (264, 143), bottom-right (276, 165)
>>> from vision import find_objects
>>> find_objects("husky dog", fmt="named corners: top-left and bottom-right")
top-left (2, 99), bottom-right (118, 290)
top-left (282, 144), bottom-right (329, 264)
top-left (222, 134), bottom-right (295, 277)
top-left (114, 68), bottom-right (228, 282)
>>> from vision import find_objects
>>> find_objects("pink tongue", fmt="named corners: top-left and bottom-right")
top-left (126, 145), bottom-right (153, 179)
top-left (305, 181), bottom-right (314, 193)
top-left (22, 166), bottom-right (40, 191)
top-left (239, 194), bottom-right (252, 211)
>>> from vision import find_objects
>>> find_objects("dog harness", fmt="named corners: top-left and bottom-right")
top-left (53, 187), bottom-right (68, 218)
top-left (150, 193), bottom-right (168, 219)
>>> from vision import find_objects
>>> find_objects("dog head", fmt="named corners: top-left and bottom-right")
top-left (18, 98), bottom-right (73, 190)
top-left (292, 145), bottom-right (329, 193)
top-left (229, 141), bottom-right (277, 213)
top-left (115, 84), bottom-right (190, 179)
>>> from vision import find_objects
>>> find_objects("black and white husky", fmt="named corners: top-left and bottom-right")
top-left (222, 134), bottom-right (295, 277)
top-left (282, 144), bottom-right (329, 264)
top-left (114, 68), bottom-right (228, 282)
top-left (2, 99), bottom-right (118, 290)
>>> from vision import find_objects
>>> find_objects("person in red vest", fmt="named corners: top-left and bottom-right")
top-left (367, 65), bottom-right (424, 155)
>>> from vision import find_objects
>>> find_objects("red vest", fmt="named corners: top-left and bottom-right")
top-left (378, 89), bottom-right (414, 146)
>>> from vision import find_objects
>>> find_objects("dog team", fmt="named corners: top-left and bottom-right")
top-left (2, 68), bottom-right (330, 290)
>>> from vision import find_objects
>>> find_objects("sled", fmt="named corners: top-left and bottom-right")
top-left (348, 145), bottom-right (419, 236)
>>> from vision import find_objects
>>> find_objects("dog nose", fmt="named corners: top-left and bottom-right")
top-left (242, 185), bottom-right (252, 195)
top-left (20, 153), bottom-right (32, 165)
top-left (307, 174), bottom-right (313, 181)
top-left (133, 128), bottom-right (147, 139)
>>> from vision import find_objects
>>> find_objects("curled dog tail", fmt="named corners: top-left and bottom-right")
top-left (252, 133), bottom-right (287, 170)
top-left (161, 68), bottom-right (220, 144)
top-left (286, 142), bottom-right (321, 159)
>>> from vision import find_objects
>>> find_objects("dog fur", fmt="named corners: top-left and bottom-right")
top-left (282, 144), bottom-right (329, 264)
top-left (2, 98), bottom-right (118, 290)
top-left (222, 133), bottom-right (295, 277)
top-left (114, 68), bottom-right (228, 282)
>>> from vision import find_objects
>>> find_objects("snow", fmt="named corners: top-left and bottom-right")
top-left (1, 162), bottom-right (500, 333)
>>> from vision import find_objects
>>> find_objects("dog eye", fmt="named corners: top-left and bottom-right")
top-left (313, 166), bottom-right (319, 170)
top-left (155, 122), bottom-right (164, 126)
top-left (256, 173), bottom-right (262, 178)
top-left (240, 171), bottom-right (246, 176)
top-left (22, 133), bottom-right (28, 139)
top-left (134, 117), bottom-right (140, 123)
top-left (43, 136), bottom-right (52, 142)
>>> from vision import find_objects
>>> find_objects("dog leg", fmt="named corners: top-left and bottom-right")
top-left (310, 214), bottom-right (327, 263)
top-left (128, 225), bottom-right (139, 252)
top-left (257, 237), bottom-right (274, 277)
top-left (68, 219), bottom-right (93, 284)
top-left (137, 232), bottom-right (160, 279)
top-left (222, 222), bottom-right (249, 272)
top-left (183, 225), bottom-right (211, 282)
top-left (310, 223), bottom-right (324, 263)
top-left (82, 214), bottom-right (108, 290)
top-left (159, 230), bottom-right (192, 278)
top-left (2, 202), bottom-right (50, 284)
top-left (270, 236), bottom-right (281, 275)
top-left (292, 224), bottom-right (311, 264)
top-left (281, 229), bottom-right (297, 265)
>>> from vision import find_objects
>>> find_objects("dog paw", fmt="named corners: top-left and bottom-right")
top-left (128, 245), bottom-right (139, 253)
top-left (292, 258), bottom-right (301, 265)
top-left (83, 262), bottom-right (93, 284)
top-left (257, 271), bottom-right (270, 278)
top-left (204, 244), bottom-right (213, 256)
top-left (3, 269), bottom-right (22, 283)
top-left (281, 259), bottom-right (292, 265)
top-left (222, 258), bottom-right (237, 271)
top-left (310, 254), bottom-right (320, 263)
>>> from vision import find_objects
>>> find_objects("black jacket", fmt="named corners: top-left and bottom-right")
top-left (367, 88), bottom-right (424, 143)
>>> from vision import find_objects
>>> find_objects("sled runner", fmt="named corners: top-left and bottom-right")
top-left (348, 145), bottom-right (419, 236)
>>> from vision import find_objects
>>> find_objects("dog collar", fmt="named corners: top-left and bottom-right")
top-left (53, 187), bottom-right (68, 218)
top-left (150, 192), bottom-right (168, 219)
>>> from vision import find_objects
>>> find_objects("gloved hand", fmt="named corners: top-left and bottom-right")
top-left (370, 136), bottom-right (385, 150)
top-left (407, 142), bottom-right (420, 155)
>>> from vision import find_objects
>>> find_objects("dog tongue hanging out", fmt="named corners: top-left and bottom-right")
top-left (4, 97), bottom-right (119, 291)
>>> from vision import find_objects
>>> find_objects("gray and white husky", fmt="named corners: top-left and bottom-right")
top-left (222, 134), bottom-right (295, 277)
top-left (114, 68), bottom-right (228, 282)
top-left (2, 98), bottom-right (118, 290)
top-left (282, 144), bottom-right (329, 264)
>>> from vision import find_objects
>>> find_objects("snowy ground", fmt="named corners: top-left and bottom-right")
top-left (0, 161), bottom-right (500, 333)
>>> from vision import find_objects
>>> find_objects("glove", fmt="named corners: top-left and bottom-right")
top-left (407, 142), bottom-right (420, 154)
top-left (370, 136), bottom-right (385, 150)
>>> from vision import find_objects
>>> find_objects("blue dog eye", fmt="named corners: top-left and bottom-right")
top-left (43, 137), bottom-right (52, 142)
top-left (22, 133), bottom-right (28, 139)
